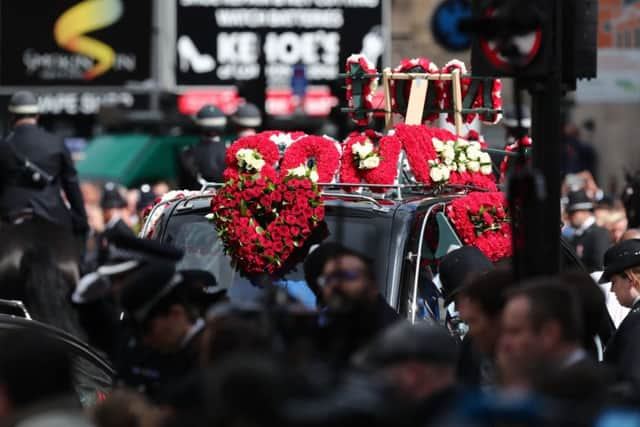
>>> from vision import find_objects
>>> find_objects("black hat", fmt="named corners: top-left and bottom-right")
top-left (502, 104), bottom-right (531, 128)
top-left (120, 262), bottom-right (184, 324)
top-left (97, 233), bottom-right (184, 276)
top-left (231, 103), bottom-right (262, 128)
top-left (566, 190), bottom-right (594, 213)
top-left (599, 239), bottom-right (640, 283)
top-left (136, 183), bottom-right (157, 212)
top-left (439, 246), bottom-right (494, 305)
top-left (8, 91), bottom-right (39, 115)
top-left (358, 323), bottom-right (459, 368)
top-left (100, 182), bottom-right (127, 210)
top-left (195, 104), bottom-right (227, 129)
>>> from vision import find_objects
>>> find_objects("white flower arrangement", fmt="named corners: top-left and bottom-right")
top-left (428, 137), bottom-right (493, 183)
top-left (352, 139), bottom-right (381, 170)
top-left (287, 164), bottom-right (319, 183)
top-left (236, 148), bottom-right (266, 173)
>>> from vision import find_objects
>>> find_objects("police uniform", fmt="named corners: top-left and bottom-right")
top-left (100, 182), bottom-right (134, 239)
top-left (0, 91), bottom-right (87, 233)
top-left (118, 262), bottom-right (206, 397)
top-left (601, 240), bottom-right (640, 385)
top-left (566, 191), bottom-right (611, 271)
top-left (179, 105), bottom-right (228, 189)
top-left (73, 235), bottom-right (184, 358)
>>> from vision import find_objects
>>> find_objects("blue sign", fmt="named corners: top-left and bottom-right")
top-left (431, 0), bottom-right (472, 52)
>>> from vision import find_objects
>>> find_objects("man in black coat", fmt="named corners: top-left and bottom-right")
top-left (178, 104), bottom-right (228, 189)
top-left (0, 91), bottom-right (87, 236)
top-left (601, 239), bottom-right (640, 387)
top-left (566, 190), bottom-right (611, 271)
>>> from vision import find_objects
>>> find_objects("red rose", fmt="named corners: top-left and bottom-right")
top-left (272, 241), bottom-right (285, 253)
top-left (482, 212), bottom-right (494, 226)
top-left (283, 191), bottom-right (296, 203)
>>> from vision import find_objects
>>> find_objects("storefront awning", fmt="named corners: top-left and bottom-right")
top-left (77, 134), bottom-right (198, 187)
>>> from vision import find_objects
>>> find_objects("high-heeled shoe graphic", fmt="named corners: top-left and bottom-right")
top-left (178, 35), bottom-right (216, 74)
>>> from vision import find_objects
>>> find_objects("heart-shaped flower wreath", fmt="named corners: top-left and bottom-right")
top-left (211, 134), bottom-right (326, 276)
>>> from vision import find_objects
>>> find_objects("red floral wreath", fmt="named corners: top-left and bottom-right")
top-left (345, 54), bottom-right (378, 127)
top-left (339, 130), bottom-right (402, 192)
top-left (392, 58), bottom-right (441, 124)
top-left (280, 135), bottom-right (341, 183)
top-left (393, 124), bottom-right (439, 184)
top-left (211, 173), bottom-right (325, 276)
top-left (480, 78), bottom-right (503, 125)
top-left (223, 132), bottom-right (280, 181)
top-left (440, 60), bottom-right (478, 125)
top-left (446, 191), bottom-right (512, 262)
top-left (500, 136), bottom-right (533, 184)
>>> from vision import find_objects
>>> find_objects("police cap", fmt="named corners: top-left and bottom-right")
top-left (600, 239), bottom-right (640, 283)
top-left (97, 233), bottom-right (184, 276)
top-left (100, 182), bottom-right (127, 210)
top-left (566, 190), bottom-right (594, 213)
top-left (136, 183), bottom-right (157, 212)
top-left (439, 246), bottom-right (494, 305)
top-left (120, 262), bottom-right (185, 324)
top-left (194, 104), bottom-right (227, 130)
top-left (8, 91), bottom-right (39, 115)
top-left (231, 103), bottom-right (262, 128)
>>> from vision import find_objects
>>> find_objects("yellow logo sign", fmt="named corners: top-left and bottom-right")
top-left (54, 0), bottom-right (123, 80)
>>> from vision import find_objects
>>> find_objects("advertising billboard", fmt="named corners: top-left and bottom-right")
top-left (176, 0), bottom-right (384, 115)
top-left (0, 0), bottom-right (152, 86)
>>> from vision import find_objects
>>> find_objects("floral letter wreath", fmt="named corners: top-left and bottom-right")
top-left (280, 135), bottom-right (341, 184)
top-left (440, 60), bottom-right (476, 125)
top-left (500, 136), bottom-right (533, 184)
top-left (446, 191), bottom-right (512, 262)
top-left (345, 54), bottom-right (378, 127)
top-left (223, 132), bottom-right (280, 181)
top-left (339, 130), bottom-right (402, 192)
top-left (392, 58), bottom-right (442, 124)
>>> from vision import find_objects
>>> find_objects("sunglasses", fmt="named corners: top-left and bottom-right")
top-left (317, 269), bottom-right (366, 288)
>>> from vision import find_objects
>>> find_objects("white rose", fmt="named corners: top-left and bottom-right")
top-left (458, 152), bottom-right (467, 163)
top-left (470, 141), bottom-right (482, 150)
top-left (455, 138), bottom-right (469, 150)
top-left (309, 169), bottom-right (319, 183)
top-left (432, 138), bottom-right (445, 152)
top-left (450, 163), bottom-right (458, 172)
top-left (430, 166), bottom-right (444, 182)
top-left (288, 165), bottom-right (307, 177)
top-left (443, 146), bottom-right (456, 162)
top-left (250, 158), bottom-right (265, 172)
top-left (481, 165), bottom-right (493, 175)
top-left (352, 141), bottom-right (373, 158)
top-left (467, 161), bottom-right (481, 172)
top-left (362, 155), bottom-right (380, 169)
top-left (466, 146), bottom-right (481, 160)
top-left (479, 152), bottom-right (492, 164)
top-left (441, 166), bottom-right (451, 181)
top-left (458, 163), bottom-right (467, 173)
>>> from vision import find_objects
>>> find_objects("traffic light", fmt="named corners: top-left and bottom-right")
top-left (464, 0), bottom-right (557, 78)
top-left (562, 0), bottom-right (598, 89)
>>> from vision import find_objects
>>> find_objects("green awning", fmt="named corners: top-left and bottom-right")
top-left (77, 134), bottom-right (198, 187)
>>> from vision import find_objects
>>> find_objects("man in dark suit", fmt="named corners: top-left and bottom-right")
top-left (601, 239), bottom-right (640, 387)
top-left (0, 91), bottom-right (87, 237)
top-left (500, 279), bottom-right (612, 415)
top-left (566, 190), bottom-right (611, 271)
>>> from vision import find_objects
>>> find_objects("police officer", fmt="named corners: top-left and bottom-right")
top-left (566, 190), bottom-right (612, 271)
top-left (119, 262), bottom-right (206, 396)
top-left (229, 102), bottom-right (262, 138)
top-left (101, 181), bottom-right (134, 239)
top-left (601, 239), bottom-right (640, 386)
top-left (0, 91), bottom-right (88, 236)
top-left (179, 104), bottom-right (228, 189)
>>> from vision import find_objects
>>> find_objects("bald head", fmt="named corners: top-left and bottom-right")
top-left (621, 228), bottom-right (640, 241)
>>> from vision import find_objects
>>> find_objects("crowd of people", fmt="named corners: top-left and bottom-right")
top-left (2, 91), bottom-right (640, 427)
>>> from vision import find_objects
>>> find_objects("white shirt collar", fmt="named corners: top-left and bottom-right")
top-left (574, 215), bottom-right (596, 236)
